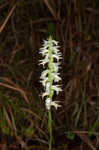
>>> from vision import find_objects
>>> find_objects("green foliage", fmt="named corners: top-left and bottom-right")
top-left (23, 124), bottom-right (35, 138)
top-left (0, 91), bottom-right (35, 138)
top-left (0, 109), bottom-right (13, 136)
top-left (0, 0), bottom-right (99, 149)
top-left (89, 116), bottom-right (99, 137)
top-left (74, 89), bottom-right (87, 128)
top-left (66, 131), bottom-right (75, 140)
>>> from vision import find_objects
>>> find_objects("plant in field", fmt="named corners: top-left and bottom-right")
top-left (39, 36), bottom-right (62, 150)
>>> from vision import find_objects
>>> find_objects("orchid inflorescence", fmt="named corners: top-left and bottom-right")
top-left (39, 36), bottom-right (62, 110)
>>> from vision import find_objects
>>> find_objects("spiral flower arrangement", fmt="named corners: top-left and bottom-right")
top-left (39, 36), bottom-right (62, 150)
top-left (39, 36), bottom-right (62, 110)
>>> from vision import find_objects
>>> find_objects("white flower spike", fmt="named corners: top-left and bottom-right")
top-left (39, 36), bottom-right (62, 110)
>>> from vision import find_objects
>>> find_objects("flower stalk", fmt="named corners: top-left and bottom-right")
top-left (39, 36), bottom-right (62, 150)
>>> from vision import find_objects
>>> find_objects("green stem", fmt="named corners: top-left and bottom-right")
top-left (48, 109), bottom-right (52, 150)
top-left (48, 36), bottom-right (53, 150)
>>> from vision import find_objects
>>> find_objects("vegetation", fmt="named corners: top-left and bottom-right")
top-left (0, 0), bottom-right (99, 150)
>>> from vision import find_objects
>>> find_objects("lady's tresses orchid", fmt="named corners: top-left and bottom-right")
top-left (39, 36), bottom-right (62, 110)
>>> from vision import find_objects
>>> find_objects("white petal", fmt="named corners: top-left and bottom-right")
top-left (42, 83), bottom-right (51, 97)
top-left (45, 98), bottom-right (51, 110)
top-left (43, 40), bottom-right (49, 45)
top-left (39, 54), bottom-right (49, 66)
top-left (51, 101), bottom-right (61, 109)
top-left (53, 46), bottom-right (60, 53)
top-left (45, 82), bottom-right (50, 91)
top-left (42, 92), bottom-right (49, 98)
top-left (52, 85), bottom-right (62, 94)
top-left (40, 70), bottom-right (49, 79)
top-left (39, 49), bottom-right (49, 56)
top-left (42, 82), bottom-right (51, 97)
top-left (45, 99), bottom-right (61, 110)
top-left (40, 77), bottom-right (48, 87)
top-left (52, 54), bottom-right (60, 60)
top-left (52, 62), bottom-right (61, 72)
top-left (52, 63), bottom-right (58, 72)
top-left (52, 40), bottom-right (59, 45)
top-left (53, 73), bottom-right (61, 82)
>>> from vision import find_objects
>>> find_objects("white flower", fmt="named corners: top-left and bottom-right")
top-left (39, 48), bottom-right (49, 56)
top-left (51, 39), bottom-right (59, 45)
top-left (39, 55), bottom-right (49, 66)
top-left (53, 72), bottom-right (61, 82)
top-left (45, 98), bottom-right (51, 110)
top-left (52, 85), bottom-right (62, 95)
top-left (52, 62), bottom-right (61, 73)
top-left (40, 77), bottom-right (48, 87)
top-left (39, 36), bottom-right (62, 110)
top-left (53, 46), bottom-right (61, 54)
top-left (52, 54), bottom-right (61, 61)
top-left (42, 82), bottom-right (50, 97)
top-left (50, 101), bottom-right (61, 110)
top-left (45, 98), bottom-right (61, 110)
top-left (40, 70), bottom-right (49, 80)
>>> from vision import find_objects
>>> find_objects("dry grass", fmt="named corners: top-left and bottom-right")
top-left (0, 0), bottom-right (99, 150)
